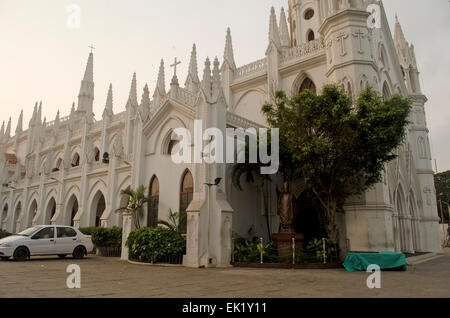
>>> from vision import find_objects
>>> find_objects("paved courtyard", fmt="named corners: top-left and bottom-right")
top-left (0, 249), bottom-right (449, 298)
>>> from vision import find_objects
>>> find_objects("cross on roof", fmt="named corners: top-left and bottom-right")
top-left (170, 57), bottom-right (181, 77)
top-left (89, 45), bottom-right (96, 53)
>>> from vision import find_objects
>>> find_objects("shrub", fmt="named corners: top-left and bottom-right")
top-left (92, 227), bottom-right (122, 248)
top-left (0, 229), bottom-right (11, 239)
top-left (233, 238), bottom-right (278, 263)
top-left (79, 227), bottom-right (99, 236)
top-left (126, 227), bottom-right (186, 263)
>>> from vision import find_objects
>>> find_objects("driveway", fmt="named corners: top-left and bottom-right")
top-left (0, 249), bottom-right (449, 298)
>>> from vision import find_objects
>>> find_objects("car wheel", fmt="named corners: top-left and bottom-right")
top-left (13, 247), bottom-right (29, 262)
top-left (72, 246), bottom-right (86, 260)
top-left (58, 254), bottom-right (67, 259)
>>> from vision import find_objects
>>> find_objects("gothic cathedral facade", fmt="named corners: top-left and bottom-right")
top-left (0, 0), bottom-right (441, 267)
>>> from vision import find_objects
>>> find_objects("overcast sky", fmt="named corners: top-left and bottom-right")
top-left (0, 0), bottom-right (449, 171)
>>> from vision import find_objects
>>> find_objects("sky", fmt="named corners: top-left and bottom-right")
top-left (0, 0), bottom-right (449, 171)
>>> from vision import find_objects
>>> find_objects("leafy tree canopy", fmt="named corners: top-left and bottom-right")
top-left (261, 85), bottom-right (412, 240)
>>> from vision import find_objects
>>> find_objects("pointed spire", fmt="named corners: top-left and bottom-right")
top-left (223, 28), bottom-right (236, 70)
top-left (29, 102), bottom-right (38, 127)
top-left (269, 7), bottom-right (281, 49)
top-left (5, 117), bottom-right (11, 138)
top-left (83, 52), bottom-right (94, 82)
top-left (212, 57), bottom-right (221, 100)
top-left (103, 83), bottom-right (114, 118)
top-left (0, 121), bottom-right (4, 137)
top-left (70, 102), bottom-right (76, 118)
top-left (37, 102), bottom-right (42, 125)
top-left (394, 14), bottom-right (410, 68)
top-left (154, 59), bottom-right (166, 98)
top-left (279, 7), bottom-right (290, 47)
top-left (16, 110), bottom-right (23, 134)
top-left (55, 110), bottom-right (60, 126)
top-left (125, 73), bottom-right (138, 110)
top-left (77, 52), bottom-right (95, 113)
top-left (202, 57), bottom-right (212, 97)
top-left (185, 44), bottom-right (200, 92)
top-left (139, 84), bottom-right (151, 121)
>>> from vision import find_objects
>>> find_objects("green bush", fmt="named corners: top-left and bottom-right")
top-left (79, 227), bottom-right (99, 236)
top-left (126, 227), bottom-right (186, 263)
top-left (0, 229), bottom-right (11, 239)
top-left (233, 238), bottom-right (278, 263)
top-left (92, 227), bottom-right (122, 248)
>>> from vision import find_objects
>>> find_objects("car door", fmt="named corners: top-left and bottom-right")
top-left (55, 227), bottom-right (78, 254)
top-left (28, 226), bottom-right (56, 255)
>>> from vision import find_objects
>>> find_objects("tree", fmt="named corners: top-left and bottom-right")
top-left (261, 85), bottom-right (412, 241)
top-left (158, 209), bottom-right (186, 234)
top-left (435, 170), bottom-right (450, 223)
top-left (116, 185), bottom-right (149, 229)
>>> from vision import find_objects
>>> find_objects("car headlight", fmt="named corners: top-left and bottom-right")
top-left (0, 243), bottom-right (11, 247)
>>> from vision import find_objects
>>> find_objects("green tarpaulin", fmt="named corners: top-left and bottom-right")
top-left (343, 251), bottom-right (407, 272)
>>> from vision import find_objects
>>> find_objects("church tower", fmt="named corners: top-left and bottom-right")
top-left (288, 0), bottom-right (323, 46)
top-left (77, 52), bottom-right (95, 116)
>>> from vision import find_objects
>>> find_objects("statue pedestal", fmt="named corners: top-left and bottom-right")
top-left (272, 232), bottom-right (304, 257)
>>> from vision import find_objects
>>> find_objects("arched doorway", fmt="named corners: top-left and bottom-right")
top-left (294, 189), bottom-right (326, 246)
top-left (12, 202), bottom-right (22, 233)
top-left (1, 203), bottom-right (8, 230)
top-left (148, 176), bottom-right (159, 227)
top-left (299, 78), bottom-right (316, 94)
top-left (179, 170), bottom-right (193, 234)
top-left (28, 200), bottom-right (38, 228)
top-left (90, 191), bottom-right (106, 227)
top-left (45, 198), bottom-right (56, 225)
top-left (66, 195), bottom-right (79, 226)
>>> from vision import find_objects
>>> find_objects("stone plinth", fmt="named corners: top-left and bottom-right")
top-left (272, 232), bottom-right (304, 257)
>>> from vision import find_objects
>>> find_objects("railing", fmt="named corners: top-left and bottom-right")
top-left (280, 38), bottom-right (326, 65)
top-left (232, 237), bottom-right (340, 266)
top-left (234, 58), bottom-right (267, 80)
top-left (175, 87), bottom-right (197, 108)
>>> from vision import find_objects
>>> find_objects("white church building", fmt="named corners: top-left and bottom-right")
top-left (0, 0), bottom-right (442, 267)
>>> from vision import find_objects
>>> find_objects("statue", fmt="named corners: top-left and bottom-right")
top-left (273, 181), bottom-right (304, 257)
top-left (276, 181), bottom-right (296, 233)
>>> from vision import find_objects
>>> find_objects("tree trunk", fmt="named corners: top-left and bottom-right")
top-left (261, 182), bottom-right (271, 241)
top-left (326, 200), bottom-right (339, 242)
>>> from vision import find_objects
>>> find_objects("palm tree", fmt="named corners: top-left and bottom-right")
top-left (115, 185), bottom-right (149, 229)
top-left (157, 209), bottom-right (186, 234)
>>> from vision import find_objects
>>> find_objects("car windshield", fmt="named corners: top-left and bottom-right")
top-left (17, 226), bottom-right (42, 237)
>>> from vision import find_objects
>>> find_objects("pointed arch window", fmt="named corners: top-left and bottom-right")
top-left (94, 148), bottom-right (100, 162)
top-left (299, 78), bottom-right (316, 94)
top-left (148, 176), bottom-right (159, 227)
top-left (53, 158), bottom-right (62, 172)
top-left (179, 170), bottom-right (193, 235)
top-left (72, 153), bottom-right (80, 167)
top-left (307, 30), bottom-right (315, 42)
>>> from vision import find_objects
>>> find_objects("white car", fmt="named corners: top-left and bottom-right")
top-left (0, 225), bottom-right (94, 261)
